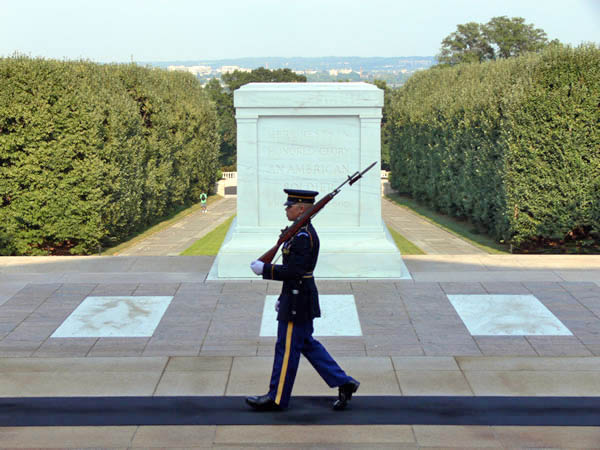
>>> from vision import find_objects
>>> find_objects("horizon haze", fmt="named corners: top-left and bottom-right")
top-left (1, 0), bottom-right (599, 63)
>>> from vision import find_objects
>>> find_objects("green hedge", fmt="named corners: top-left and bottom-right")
top-left (388, 44), bottom-right (599, 250)
top-left (0, 57), bottom-right (220, 255)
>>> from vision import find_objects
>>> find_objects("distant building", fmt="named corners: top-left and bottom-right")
top-left (167, 65), bottom-right (212, 75)
top-left (329, 68), bottom-right (353, 76)
top-left (218, 66), bottom-right (251, 74)
top-left (167, 65), bottom-right (187, 72)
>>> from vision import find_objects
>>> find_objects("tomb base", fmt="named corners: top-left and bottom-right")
top-left (207, 218), bottom-right (411, 280)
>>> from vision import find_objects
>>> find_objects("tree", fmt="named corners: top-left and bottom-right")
top-left (483, 16), bottom-right (548, 59)
top-left (204, 78), bottom-right (236, 168)
top-left (221, 67), bottom-right (306, 91)
top-left (438, 16), bottom-right (550, 65)
top-left (438, 22), bottom-right (494, 65)
top-left (373, 80), bottom-right (391, 170)
top-left (206, 67), bottom-right (306, 168)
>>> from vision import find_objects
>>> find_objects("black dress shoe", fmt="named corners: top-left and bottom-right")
top-left (245, 394), bottom-right (282, 411)
top-left (333, 380), bottom-right (360, 410)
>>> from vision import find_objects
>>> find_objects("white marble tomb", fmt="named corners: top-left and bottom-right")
top-left (208, 82), bottom-right (410, 279)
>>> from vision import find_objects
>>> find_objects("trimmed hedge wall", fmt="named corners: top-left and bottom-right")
top-left (388, 44), bottom-right (599, 250)
top-left (0, 57), bottom-right (220, 255)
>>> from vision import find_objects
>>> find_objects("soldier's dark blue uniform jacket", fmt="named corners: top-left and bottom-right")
top-left (262, 222), bottom-right (321, 323)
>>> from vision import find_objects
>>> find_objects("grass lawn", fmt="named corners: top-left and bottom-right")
top-left (105, 190), bottom-right (504, 257)
top-left (386, 193), bottom-right (510, 254)
top-left (103, 195), bottom-right (223, 255)
top-left (181, 215), bottom-right (424, 256)
top-left (386, 224), bottom-right (425, 255)
top-left (180, 215), bottom-right (235, 256)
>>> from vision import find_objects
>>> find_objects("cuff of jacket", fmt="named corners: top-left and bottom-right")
top-left (262, 263), bottom-right (275, 280)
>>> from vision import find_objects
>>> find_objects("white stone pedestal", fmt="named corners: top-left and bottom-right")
top-left (208, 82), bottom-right (410, 280)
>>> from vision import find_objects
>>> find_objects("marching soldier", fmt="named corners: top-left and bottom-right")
top-left (247, 188), bottom-right (359, 411)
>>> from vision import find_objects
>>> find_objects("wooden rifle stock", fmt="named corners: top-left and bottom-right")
top-left (257, 161), bottom-right (377, 264)
top-left (258, 245), bottom-right (280, 265)
top-left (258, 194), bottom-right (333, 263)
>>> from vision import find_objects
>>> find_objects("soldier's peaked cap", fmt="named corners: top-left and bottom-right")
top-left (283, 189), bottom-right (319, 206)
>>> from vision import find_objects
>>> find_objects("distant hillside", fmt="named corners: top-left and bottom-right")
top-left (143, 56), bottom-right (436, 72)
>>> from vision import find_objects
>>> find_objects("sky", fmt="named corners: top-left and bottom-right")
top-left (2, 0), bottom-right (599, 63)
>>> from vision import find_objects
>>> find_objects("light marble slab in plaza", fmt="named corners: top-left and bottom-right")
top-left (52, 296), bottom-right (173, 337)
top-left (260, 295), bottom-right (362, 337)
top-left (447, 294), bottom-right (572, 336)
top-left (209, 82), bottom-right (410, 280)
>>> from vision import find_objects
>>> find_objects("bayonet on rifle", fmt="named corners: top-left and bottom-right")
top-left (258, 161), bottom-right (378, 263)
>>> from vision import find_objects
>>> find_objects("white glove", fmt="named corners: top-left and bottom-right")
top-left (275, 300), bottom-right (280, 312)
top-left (250, 260), bottom-right (264, 275)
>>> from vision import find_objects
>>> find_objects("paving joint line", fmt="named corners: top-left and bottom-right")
top-left (223, 355), bottom-right (235, 396)
top-left (151, 357), bottom-right (171, 396)
top-left (84, 337), bottom-right (100, 357)
top-left (459, 360), bottom-right (478, 396)
top-left (197, 290), bottom-right (220, 355)
top-left (558, 281), bottom-right (600, 322)
top-left (6, 283), bottom-right (65, 357)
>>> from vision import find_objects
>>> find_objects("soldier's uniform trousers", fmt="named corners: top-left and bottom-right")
top-left (268, 319), bottom-right (355, 408)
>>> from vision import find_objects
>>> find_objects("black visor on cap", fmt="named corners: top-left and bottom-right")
top-left (283, 189), bottom-right (319, 206)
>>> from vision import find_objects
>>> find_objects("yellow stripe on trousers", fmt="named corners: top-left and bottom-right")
top-left (275, 321), bottom-right (294, 405)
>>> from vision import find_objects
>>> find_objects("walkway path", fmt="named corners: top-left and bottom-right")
top-left (118, 197), bottom-right (237, 256)
top-left (118, 196), bottom-right (483, 256)
top-left (382, 197), bottom-right (486, 254)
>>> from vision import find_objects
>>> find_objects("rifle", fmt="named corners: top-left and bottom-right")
top-left (258, 161), bottom-right (378, 263)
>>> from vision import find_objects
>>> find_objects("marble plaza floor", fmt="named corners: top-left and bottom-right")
top-left (1, 255), bottom-right (600, 448)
